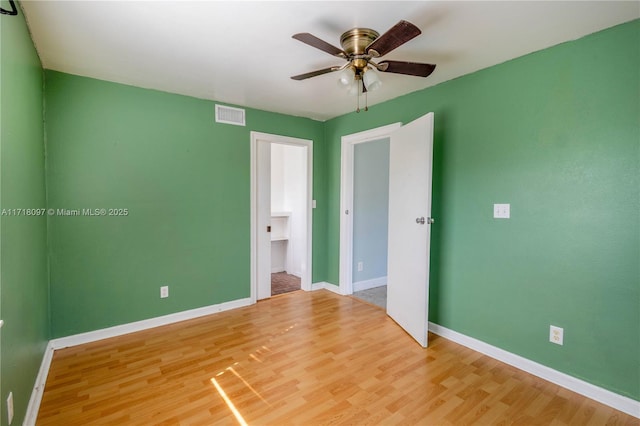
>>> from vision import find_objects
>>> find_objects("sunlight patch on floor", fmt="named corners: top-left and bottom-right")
top-left (211, 377), bottom-right (248, 426)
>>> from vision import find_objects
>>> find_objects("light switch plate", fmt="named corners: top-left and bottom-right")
top-left (312, 200), bottom-right (317, 209)
top-left (493, 203), bottom-right (510, 219)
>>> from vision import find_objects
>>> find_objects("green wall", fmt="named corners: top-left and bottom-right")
top-left (0, 4), bottom-right (50, 426)
top-left (1, 7), bottom-right (637, 421)
top-left (45, 71), bottom-right (326, 338)
top-left (324, 20), bottom-right (639, 399)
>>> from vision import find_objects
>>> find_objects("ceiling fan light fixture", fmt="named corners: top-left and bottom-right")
top-left (363, 68), bottom-right (382, 92)
top-left (337, 66), bottom-right (355, 88)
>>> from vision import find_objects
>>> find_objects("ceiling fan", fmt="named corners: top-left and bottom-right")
top-left (291, 20), bottom-right (436, 111)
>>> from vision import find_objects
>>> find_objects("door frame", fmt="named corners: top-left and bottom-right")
top-left (339, 122), bottom-right (401, 296)
top-left (250, 131), bottom-right (313, 304)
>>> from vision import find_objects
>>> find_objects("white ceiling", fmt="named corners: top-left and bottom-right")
top-left (21, 1), bottom-right (639, 121)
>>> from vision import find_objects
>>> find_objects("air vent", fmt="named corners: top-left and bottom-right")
top-left (215, 104), bottom-right (245, 126)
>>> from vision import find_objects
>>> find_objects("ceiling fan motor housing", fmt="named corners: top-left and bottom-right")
top-left (340, 28), bottom-right (379, 70)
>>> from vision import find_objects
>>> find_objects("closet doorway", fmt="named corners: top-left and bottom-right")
top-left (350, 138), bottom-right (391, 309)
top-left (250, 132), bottom-right (313, 302)
top-left (339, 123), bottom-right (400, 307)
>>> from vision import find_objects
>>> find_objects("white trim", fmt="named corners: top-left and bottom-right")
top-left (51, 298), bottom-right (251, 349)
top-left (352, 276), bottom-right (387, 292)
top-left (310, 281), bottom-right (344, 295)
top-left (310, 281), bottom-right (327, 291)
top-left (250, 132), bottom-right (313, 303)
top-left (250, 135), bottom-right (259, 303)
top-left (339, 123), bottom-right (401, 296)
top-left (428, 322), bottom-right (640, 418)
top-left (24, 342), bottom-right (55, 426)
top-left (322, 282), bottom-right (343, 295)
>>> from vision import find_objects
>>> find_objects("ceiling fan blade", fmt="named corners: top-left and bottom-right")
top-left (291, 67), bottom-right (338, 81)
top-left (292, 33), bottom-right (347, 58)
top-left (366, 20), bottom-right (421, 57)
top-left (378, 60), bottom-right (436, 77)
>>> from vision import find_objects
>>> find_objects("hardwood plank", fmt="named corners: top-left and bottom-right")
top-left (37, 290), bottom-right (638, 425)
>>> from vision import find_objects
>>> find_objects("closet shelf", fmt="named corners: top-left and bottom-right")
top-left (270, 212), bottom-right (291, 242)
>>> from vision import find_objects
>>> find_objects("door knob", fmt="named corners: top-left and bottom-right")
top-left (416, 217), bottom-right (435, 225)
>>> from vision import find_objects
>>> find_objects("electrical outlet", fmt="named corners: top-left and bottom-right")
top-left (160, 286), bottom-right (169, 298)
top-left (493, 203), bottom-right (510, 219)
top-left (357, 261), bottom-right (364, 272)
top-left (550, 325), bottom-right (564, 345)
top-left (7, 392), bottom-right (14, 425)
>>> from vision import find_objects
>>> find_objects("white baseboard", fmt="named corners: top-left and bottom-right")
top-left (51, 297), bottom-right (252, 350)
top-left (353, 276), bottom-right (387, 292)
top-left (24, 342), bottom-right (55, 426)
top-left (428, 322), bottom-right (640, 418)
top-left (271, 267), bottom-right (285, 273)
top-left (311, 281), bottom-right (326, 291)
top-left (323, 283), bottom-right (342, 295)
top-left (310, 281), bottom-right (344, 295)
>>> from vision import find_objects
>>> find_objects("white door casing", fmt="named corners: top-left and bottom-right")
top-left (386, 112), bottom-right (435, 347)
top-left (256, 140), bottom-right (272, 300)
top-left (339, 123), bottom-right (401, 295)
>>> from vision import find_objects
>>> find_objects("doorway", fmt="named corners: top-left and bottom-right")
top-left (270, 143), bottom-right (306, 295)
top-left (250, 132), bottom-right (313, 303)
top-left (350, 137), bottom-right (391, 309)
top-left (339, 114), bottom-right (435, 347)
top-left (339, 123), bottom-right (401, 297)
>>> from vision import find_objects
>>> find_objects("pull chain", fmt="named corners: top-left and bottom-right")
top-left (356, 78), bottom-right (361, 113)
top-left (364, 88), bottom-right (368, 112)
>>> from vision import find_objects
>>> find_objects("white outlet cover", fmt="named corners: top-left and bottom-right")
top-left (160, 286), bottom-right (169, 298)
top-left (357, 262), bottom-right (363, 272)
top-left (493, 203), bottom-right (510, 219)
top-left (550, 325), bottom-right (564, 345)
top-left (312, 200), bottom-right (317, 209)
top-left (7, 392), bottom-right (14, 425)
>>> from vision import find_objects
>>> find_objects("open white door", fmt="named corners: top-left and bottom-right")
top-left (386, 113), bottom-right (434, 347)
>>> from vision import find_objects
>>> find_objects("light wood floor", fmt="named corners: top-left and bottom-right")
top-left (37, 290), bottom-right (638, 425)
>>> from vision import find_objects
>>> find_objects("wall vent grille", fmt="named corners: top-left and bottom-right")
top-left (215, 104), bottom-right (246, 126)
